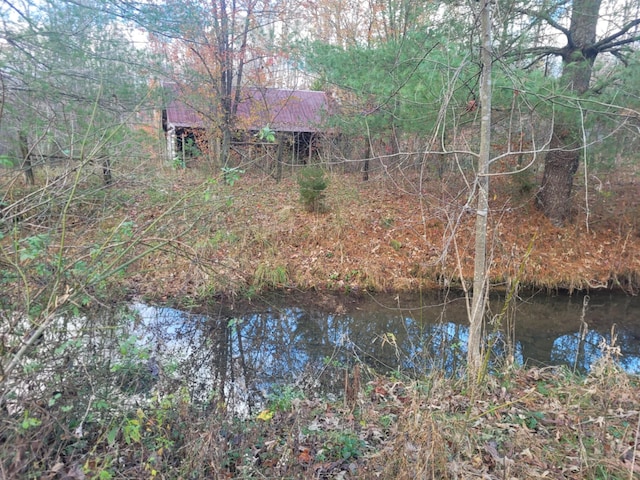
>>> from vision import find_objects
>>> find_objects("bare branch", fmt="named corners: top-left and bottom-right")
top-left (515, 7), bottom-right (571, 38)
top-left (592, 18), bottom-right (640, 52)
top-left (521, 52), bottom-right (552, 70)
top-left (513, 45), bottom-right (566, 62)
top-left (596, 35), bottom-right (640, 55)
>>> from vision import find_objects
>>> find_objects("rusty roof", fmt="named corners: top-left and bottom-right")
top-left (164, 84), bottom-right (332, 133)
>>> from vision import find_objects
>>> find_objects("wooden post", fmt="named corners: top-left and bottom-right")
top-left (291, 133), bottom-right (296, 175)
top-left (275, 136), bottom-right (283, 182)
top-left (363, 139), bottom-right (371, 181)
top-left (181, 132), bottom-right (186, 167)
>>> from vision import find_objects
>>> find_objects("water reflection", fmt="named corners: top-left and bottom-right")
top-left (131, 292), bottom-right (640, 408)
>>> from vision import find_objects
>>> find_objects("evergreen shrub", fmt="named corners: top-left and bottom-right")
top-left (297, 166), bottom-right (328, 213)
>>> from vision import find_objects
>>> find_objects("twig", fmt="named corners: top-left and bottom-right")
top-left (573, 295), bottom-right (590, 372)
top-left (630, 410), bottom-right (640, 480)
top-left (0, 291), bottom-right (68, 400)
top-left (579, 104), bottom-right (590, 233)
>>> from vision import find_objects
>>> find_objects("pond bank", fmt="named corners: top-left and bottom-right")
top-left (10, 360), bottom-right (637, 479)
top-left (120, 172), bottom-right (640, 303)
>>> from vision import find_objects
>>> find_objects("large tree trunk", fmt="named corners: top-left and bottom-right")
top-left (536, 130), bottom-right (580, 225)
top-left (536, 0), bottom-right (601, 225)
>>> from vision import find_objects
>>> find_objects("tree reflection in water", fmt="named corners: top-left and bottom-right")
top-left (131, 292), bottom-right (640, 411)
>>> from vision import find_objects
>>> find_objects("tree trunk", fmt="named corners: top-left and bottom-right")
top-left (468, 0), bottom-right (492, 377)
top-left (536, 130), bottom-right (580, 225)
top-left (221, 126), bottom-right (232, 167)
top-left (19, 131), bottom-right (35, 186)
top-left (536, 0), bottom-right (601, 224)
top-left (362, 140), bottom-right (371, 181)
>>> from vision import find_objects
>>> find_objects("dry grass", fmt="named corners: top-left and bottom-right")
top-left (4, 361), bottom-right (638, 479)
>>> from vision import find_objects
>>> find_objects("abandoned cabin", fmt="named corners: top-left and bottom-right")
top-left (161, 83), bottom-right (334, 165)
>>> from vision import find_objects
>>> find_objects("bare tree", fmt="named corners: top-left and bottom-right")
top-left (150, 0), bottom-right (280, 168)
top-left (468, 0), bottom-right (493, 376)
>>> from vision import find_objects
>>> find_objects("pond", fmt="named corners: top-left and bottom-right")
top-left (130, 291), bottom-right (640, 412)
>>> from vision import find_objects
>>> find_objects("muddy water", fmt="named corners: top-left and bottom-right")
top-left (131, 292), bottom-right (640, 408)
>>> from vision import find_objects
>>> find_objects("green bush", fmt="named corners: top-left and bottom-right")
top-left (297, 166), bottom-right (328, 213)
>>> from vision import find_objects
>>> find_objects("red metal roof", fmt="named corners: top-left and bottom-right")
top-left (164, 96), bottom-right (204, 129)
top-left (164, 84), bottom-right (332, 133)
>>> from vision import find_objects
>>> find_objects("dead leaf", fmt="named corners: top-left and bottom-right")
top-left (298, 447), bottom-right (312, 464)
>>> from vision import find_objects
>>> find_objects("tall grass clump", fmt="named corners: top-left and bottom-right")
top-left (253, 262), bottom-right (289, 290)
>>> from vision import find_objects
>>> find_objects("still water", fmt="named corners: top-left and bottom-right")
top-left (130, 291), bottom-right (640, 408)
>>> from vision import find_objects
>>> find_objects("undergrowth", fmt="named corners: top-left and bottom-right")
top-left (1, 349), bottom-right (638, 479)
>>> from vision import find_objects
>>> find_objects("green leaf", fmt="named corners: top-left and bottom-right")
top-left (98, 470), bottom-right (113, 480)
top-left (48, 392), bottom-right (62, 407)
top-left (54, 340), bottom-right (71, 356)
top-left (72, 260), bottom-right (88, 275)
top-left (222, 167), bottom-right (244, 186)
top-left (257, 125), bottom-right (276, 142)
top-left (107, 426), bottom-right (119, 445)
top-left (20, 412), bottom-right (42, 430)
top-left (19, 234), bottom-right (51, 261)
top-left (0, 154), bottom-right (14, 167)
top-left (227, 317), bottom-right (243, 328)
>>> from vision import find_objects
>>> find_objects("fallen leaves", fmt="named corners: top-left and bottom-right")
top-left (6, 362), bottom-right (640, 479)
top-left (86, 169), bottom-right (640, 300)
